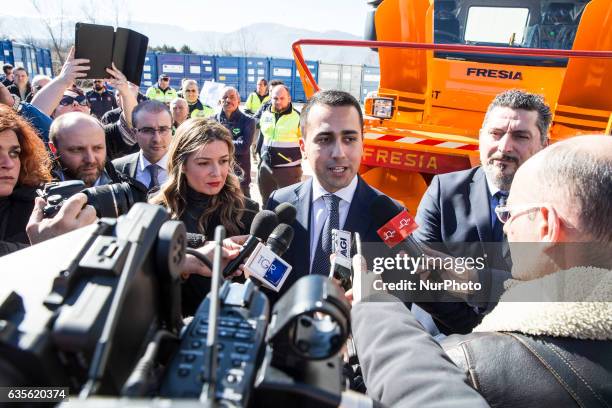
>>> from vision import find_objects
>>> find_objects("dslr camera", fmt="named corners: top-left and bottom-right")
top-left (38, 180), bottom-right (143, 218)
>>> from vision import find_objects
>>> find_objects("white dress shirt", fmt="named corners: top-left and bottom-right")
top-left (309, 175), bottom-right (359, 273)
top-left (135, 151), bottom-right (169, 187)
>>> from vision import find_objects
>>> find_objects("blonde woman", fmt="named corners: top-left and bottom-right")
top-left (151, 118), bottom-right (258, 314)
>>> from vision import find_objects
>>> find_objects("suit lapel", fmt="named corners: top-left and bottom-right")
top-left (343, 176), bottom-right (372, 235)
top-left (129, 154), bottom-right (139, 179)
top-left (469, 167), bottom-right (493, 242)
top-left (292, 178), bottom-right (313, 273)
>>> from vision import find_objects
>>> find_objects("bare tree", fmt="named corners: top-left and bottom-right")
top-left (218, 35), bottom-right (235, 56)
top-left (81, 0), bottom-right (99, 24)
top-left (110, 0), bottom-right (131, 28)
top-left (30, 0), bottom-right (70, 64)
top-left (236, 27), bottom-right (260, 57)
top-left (237, 28), bottom-right (248, 57)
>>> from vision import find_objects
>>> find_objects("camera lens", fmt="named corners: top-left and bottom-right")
top-left (83, 182), bottom-right (135, 218)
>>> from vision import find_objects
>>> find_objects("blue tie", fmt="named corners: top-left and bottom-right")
top-left (147, 164), bottom-right (160, 190)
top-left (492, 191), bottom-right (508, 242)
top-left (311, 194), bottom-right (340, 276)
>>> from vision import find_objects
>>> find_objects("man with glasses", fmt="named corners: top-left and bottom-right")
top-left (145, 74), bottom-right (177, 106)
top-left (112, 100), bottom-right (172, 192)
top-left (86, 79), bottom-right (118, 120)
top-left (352, 135), bottom-right (612, 407)
top-left (412, 89), bottom-right (552, 335)
top-left (182, 79), bottom-right (214, 119)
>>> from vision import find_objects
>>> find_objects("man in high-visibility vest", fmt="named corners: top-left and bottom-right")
top-left (257, 84), bottom-right (302, 204)
top-left (244, 78), bottom-right (270, 115)
top-left (182, 79), bottom-right (214, 118)
top-left (145, 74), bottom-right (177, 105)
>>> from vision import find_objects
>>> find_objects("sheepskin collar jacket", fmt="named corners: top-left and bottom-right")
top-left (441, 267), bottom-right (612, 408)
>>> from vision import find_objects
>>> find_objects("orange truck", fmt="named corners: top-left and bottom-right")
top-left (292, 0), bottom-right (612, 213)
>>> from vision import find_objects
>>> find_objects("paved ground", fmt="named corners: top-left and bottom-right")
top-left (245, 153), bottom-right (313, 208)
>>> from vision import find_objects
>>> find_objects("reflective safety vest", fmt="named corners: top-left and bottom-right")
top-left (260, 107), bottom-right (301, 167)
top-left (145, 86), bottom-right (177, 104)
top-left (191, 105), bottom-right (215, 118)
top-left (245, 92), bottom-right (270, 114)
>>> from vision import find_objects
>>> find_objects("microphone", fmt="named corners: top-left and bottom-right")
top-left (244, 223), bottom-right (294, 292)
top-left (370, 195), bottom-right (422, 255)
top-left (222, 210), bottom-right (279, 277)
top-left (330, 229), bottom-right (352, 290)
top-left (266, 223), bottom-right (294, 255)
top-left (203, 225), bottom-right (225, 401)
top-left (274, 202), bottom-right (297, 225)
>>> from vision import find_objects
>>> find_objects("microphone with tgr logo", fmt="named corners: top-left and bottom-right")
top-left (244, 223), bottom-right (294, 292)
top-left (222, 210), bottom-right (279, 277)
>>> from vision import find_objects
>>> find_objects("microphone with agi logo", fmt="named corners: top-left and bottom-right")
top-left (330, 229), bottom-right (352, 290)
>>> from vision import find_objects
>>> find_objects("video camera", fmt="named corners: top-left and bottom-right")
top-left (0, 204), bottom-right (363, 407)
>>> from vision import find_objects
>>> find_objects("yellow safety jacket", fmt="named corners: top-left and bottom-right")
top-left (260, 105), bottom-right (301, 167)
top-left (245, 92), bottom-right (270, 114)
top-left (145, 85), bottom-right (178, 104)
top-left (189, 100), bottom-right (215, 118)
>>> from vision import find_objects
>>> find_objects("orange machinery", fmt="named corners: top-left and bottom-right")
top-left (292, 0), bottom-right (612, 212)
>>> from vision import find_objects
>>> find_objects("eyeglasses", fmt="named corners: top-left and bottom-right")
top-left (185, 89), bottom-right (197, 93)
top-left (495, 203), bottom-right (546, 224)
top-left (160, 77), bottom-right (170, 81)
top-left (137, 126), bottom-right (172, 136)
top-left (59, 95), bottom-right (88, 106)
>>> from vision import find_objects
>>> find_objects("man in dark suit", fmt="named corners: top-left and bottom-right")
top-left (113, 100), bottom-right (172, 192)
top-left (266, 90), bottom-right (387, 295)
top-left (413, 89), bottom-right (552, 334)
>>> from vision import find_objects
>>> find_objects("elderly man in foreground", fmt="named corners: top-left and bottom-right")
top-left (352, 135), bottom-right (612, 408)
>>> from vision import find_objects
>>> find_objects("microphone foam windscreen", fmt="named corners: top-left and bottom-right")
top-left (250, 210), bottom-right (279, 240)
top-left (274, 202), bottom-right (297, 225)
top-left (370, 195), bottom-right (403, 227)
top-left (268, 223), bottom-right (294, 254)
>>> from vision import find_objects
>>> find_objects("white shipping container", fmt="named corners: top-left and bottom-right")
top-left (318, 63), bottom-right (363, 101)
top-left (341, 65), bottom-right (363, 101)
top-left (318, 63), bottom-right (342, 90)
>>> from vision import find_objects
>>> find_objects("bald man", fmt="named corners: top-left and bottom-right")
top-left (352, 135), bottom-right (612, 407)
top-left (49, 112), bottom-right (112, 186)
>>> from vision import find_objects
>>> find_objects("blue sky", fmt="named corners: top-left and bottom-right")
top-left (4, 0), bottom-right (371, 36)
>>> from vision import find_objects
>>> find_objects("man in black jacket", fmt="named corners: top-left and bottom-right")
top-left (213, 86), bottom-right (255, 197)
top-left (352, 135), bottom-right (612, 407)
